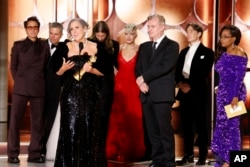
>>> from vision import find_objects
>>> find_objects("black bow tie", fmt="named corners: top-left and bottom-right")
top-left (51, 44), bottom-right (57, 49)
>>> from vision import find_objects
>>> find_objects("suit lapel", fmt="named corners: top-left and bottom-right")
top-left (150, 37), bottom-right (167, 63)
top-left (191, 43), bottom-right (203, 64)
top-left (189, 43), bottom-right (203, 75)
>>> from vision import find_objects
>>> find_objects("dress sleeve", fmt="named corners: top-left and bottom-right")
top-left (232, 56), bottom-right (247, 97)
top-left (92, 45), bottom-right (114, 78)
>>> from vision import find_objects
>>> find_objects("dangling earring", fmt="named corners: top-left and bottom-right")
top-left (232, 43), bottom-right (235, 49)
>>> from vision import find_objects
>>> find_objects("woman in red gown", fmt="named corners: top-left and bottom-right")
top-left (106, 24), bottom-right (145, 162)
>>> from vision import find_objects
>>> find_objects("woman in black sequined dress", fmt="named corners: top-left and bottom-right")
top-left (50, 18), bottom-right (114, 167)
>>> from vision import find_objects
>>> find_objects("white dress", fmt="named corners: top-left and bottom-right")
top-left (46, 105), bottom-right (61, 161)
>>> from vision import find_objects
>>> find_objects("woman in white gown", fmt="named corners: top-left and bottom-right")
top-left (46, 105), bottom-right (60, 161)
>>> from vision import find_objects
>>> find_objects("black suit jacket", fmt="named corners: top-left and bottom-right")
top-left (135, 36), bottom-right (179, 103)
top-left (175, 43), bottom-right (214, 100)
top-left (42, 41), bottom-right (64, 150)
top-left (45, 41), bottom-right (64, 90)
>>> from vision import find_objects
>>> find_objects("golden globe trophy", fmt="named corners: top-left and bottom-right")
top-left (73, 55), bottom-right (97, 81)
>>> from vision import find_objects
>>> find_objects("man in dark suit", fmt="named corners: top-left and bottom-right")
top-left (135, 14), bottom-right (179, 167)
top-left (41, 22), bottom-right (63, 156)
top-left (8, 16), bottom-right (50, 163)
top-left (175, 23), bottom-right (214, 166)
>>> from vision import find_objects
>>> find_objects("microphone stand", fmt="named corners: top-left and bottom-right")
top-left (73, 42), bottom-right (83, 80)
top-left (77, 42), bottom-right (83, 166)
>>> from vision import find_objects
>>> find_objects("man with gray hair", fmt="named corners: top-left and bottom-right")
top-left (135, 14), bottom-right (179, 167)
top-left (41, 22), bottom-right (64, 158)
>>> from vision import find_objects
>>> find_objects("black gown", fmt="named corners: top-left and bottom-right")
top-left (51, 42), bottom-right (114, 167)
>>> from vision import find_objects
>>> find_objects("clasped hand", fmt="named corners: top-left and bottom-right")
top-left (136, 75), bottom-right (149, 94)
top-left (178, 82), bottom-right (190, 93)
top-left (73, 62), bottom-right (92, 81)
top-left (81, 62), bottom-right (92, 74)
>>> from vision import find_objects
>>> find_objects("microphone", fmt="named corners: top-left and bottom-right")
top-left (75, 42), bottom-right (84, 81)
top-left (79, 42), bottom-right (83, 55)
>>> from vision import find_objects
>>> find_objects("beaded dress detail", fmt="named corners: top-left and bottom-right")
top-left (211, 52), bottom-right (247, 166)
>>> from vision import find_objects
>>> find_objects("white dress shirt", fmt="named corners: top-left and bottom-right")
top-left (48, 40), bottom-right (56, 55)
top-left (182, 41), bottom-right (200, 78)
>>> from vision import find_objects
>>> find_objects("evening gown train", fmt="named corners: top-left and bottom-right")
top-left (46, 105), bottom-right (60, 161)
top-left (54, 55), bottom-right (107, 167)
top-left (211, 52), bottom-right (247, 166)
top-left (106, 51), bottom-right (146, 162)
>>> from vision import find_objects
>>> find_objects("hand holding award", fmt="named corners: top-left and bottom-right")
top-left (73, 55), bottom-right (97, 81)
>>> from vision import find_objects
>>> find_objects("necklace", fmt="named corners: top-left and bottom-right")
top-left (124, 44), bottom-right (136, 49)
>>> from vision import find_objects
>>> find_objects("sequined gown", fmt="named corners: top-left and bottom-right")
top-left (106, 51), bottom-right (146, 162)
top-left (211, 52), bottom-right (247, 166)
top-left (51, 43), bottom-right (114, 167)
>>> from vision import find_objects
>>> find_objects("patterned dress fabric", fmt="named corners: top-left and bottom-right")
top-left (54, 55), bottom-right (107, 167)
top-left (211, 52), bottom-right (247, 166)
top-left (106, 52), bottom-right (146, 162)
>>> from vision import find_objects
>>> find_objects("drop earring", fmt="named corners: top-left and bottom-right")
top-left (232, 43), bottom-right (235, 49)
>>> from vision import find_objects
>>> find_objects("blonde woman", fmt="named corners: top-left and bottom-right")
top-left (106, 23), bottom-right (146, 162)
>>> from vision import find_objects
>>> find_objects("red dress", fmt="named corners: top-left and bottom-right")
top-left (106, 51), bottom-right (145, 162)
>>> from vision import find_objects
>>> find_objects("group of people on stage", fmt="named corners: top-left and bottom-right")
top-left (7, 13), bottom-right (247, 167)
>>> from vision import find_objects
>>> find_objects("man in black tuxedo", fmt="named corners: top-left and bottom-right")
top-left (135, 14), bottom-right (179, 167)
top-left (175, 23), bottom-right (214, 166)
top-left (41, 22), bottom-right (64, 155)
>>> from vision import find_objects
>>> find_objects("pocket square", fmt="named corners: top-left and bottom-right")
top-left (200, 55), bottom-right (205, 59)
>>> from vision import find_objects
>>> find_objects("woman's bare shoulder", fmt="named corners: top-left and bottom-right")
top-left (87, 40), bottom-right (97, 47)
top-left (86, 40), bottom-right (97, 55)
top-left (235, 46), bottom-right (247, 57)
top-left (66, 41), bottom-right (74, 49)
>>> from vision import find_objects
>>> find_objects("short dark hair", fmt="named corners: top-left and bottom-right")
top-left (215, 25), bottom-right (242, 61)
top-left (219, 25), bottom-right (241, 45)
top-left (24, 16), bottom-right (40, 28)
top-left (186, 23), bottom-right (203, 38)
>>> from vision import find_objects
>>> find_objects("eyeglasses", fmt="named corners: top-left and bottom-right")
top-left (219, 35), bottom-right (232, 40)
top-left (26, 26), bottom-right (39, 30)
